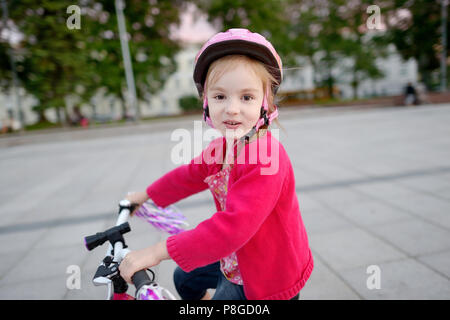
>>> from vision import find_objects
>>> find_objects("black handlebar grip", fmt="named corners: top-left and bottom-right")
top-left (84, 232), bottom-right (107, 251)
top-left (131, 270), bottom-right (153, 292)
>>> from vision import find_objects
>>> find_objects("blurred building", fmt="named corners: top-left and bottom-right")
top-left (0, 44), bottom-right (199, 128)
top-left (279, 56), bottom-right (316, 94)
top-left (336, 44), bottom-right (418, 99)
top-left (0, 42), bottom-right (418, 130)
top-left (138, 42), bottom-right (418, 112)
top-left (141, 44), bottom-right (199, 117)
top-left (278, 44), bottom-right (417, 100)
top-left (0, 37), bottom-right (419, 130)
top-left (0, 88), bottom-right (37, 130)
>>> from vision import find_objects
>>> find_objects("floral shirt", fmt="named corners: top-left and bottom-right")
top-left (204, 166), bottom-right (244, 285)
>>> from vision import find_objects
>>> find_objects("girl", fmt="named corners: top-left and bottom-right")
top-left (119, 28), bottom-right (313, 300)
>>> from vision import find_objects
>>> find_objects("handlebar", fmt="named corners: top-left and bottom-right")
top-left (84, 199), bottom-right (175, 300)
top-left (84, 222), bottom-right (131, 251)
top-left (132, 269), bottom-right (153, 292)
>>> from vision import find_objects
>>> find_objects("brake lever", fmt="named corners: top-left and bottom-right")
top-left (91, 255), bottom-right (120, 300)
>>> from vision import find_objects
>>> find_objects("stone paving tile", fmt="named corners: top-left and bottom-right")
top-left (370, 219), bottom-right (450, 257)
top-left (339, 258), bottom-right (450, 299)
top-left (307, 187), bottom-right (374, 212)
top-left (440, 172), bottom-right (450, 182)
top-left (330, 199), bottom-right (412, 228)
top-left (309, 226), bottom-right (407, 272)
top-left (293, 166), bottom-right (328, 188)
top-left (300, 252), bottom-right (361, 300)
top-left (0, 250), bottom-right (28, 280)
top-left (301, 207), bottom-right (353, 235)
top-left (0, 274), bottom-right (69, 299)
top-left (0, 244), bottom-right (85, 287)
top-left (339, 157), bottom-right (406, 178)
top-left (0, 228), bottom-right (45, 255)
top-left (382, 193), bottom-right (450, 229)
top-left (0, 172), bottom-right (81, 226)
top-left (433, 186), bottom-right (450, 201)
top-left (34, 219), bottom-right (106, 251)
top-left (416, 250), bottom-right (450, 279)
top-left (303, 162), bottom-right (370, 182)
top-left (396, 175), bottom-right (450, 194)
top-left (1, 104), bottom-right (450, 300)
top-left (297, 192), bottom-right (328, 212)
top-left (350, 181), bottom-right (423, 200)
top-left (0, 153), bottom-right (109, 226)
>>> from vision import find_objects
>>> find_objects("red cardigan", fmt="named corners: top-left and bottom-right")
top-left (146, 131), bottom-right (313, 300)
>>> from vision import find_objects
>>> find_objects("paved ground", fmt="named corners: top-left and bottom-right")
top-left (0, 103), bottom-right (449, 300)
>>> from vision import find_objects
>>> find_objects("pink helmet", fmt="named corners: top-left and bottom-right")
top-left (193, 28), bottom-right (282, 132)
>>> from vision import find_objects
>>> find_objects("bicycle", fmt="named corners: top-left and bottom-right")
top-left (83, 199), bottom-right (184, 300)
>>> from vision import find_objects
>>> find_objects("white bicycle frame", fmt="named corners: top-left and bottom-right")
top-left (88, 199), bottom-right (176, 300)
top-left (92, 202), bottom-right (131, 299)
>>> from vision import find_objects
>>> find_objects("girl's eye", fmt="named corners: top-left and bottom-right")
top-left (242, 95), bottom-right (254, 101)
top-left (214, 94), bottom-right (225, 100)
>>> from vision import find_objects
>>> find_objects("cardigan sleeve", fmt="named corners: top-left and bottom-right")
top-left (166, 155), bottom-right (287, 272)
top-left (146, 137), bottom-right (225, 208)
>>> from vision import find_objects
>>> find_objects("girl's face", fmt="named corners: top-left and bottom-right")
top-left (206, 62), bottom-right (264, 140)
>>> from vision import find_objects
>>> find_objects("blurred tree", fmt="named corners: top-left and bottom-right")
top-left (383, 0), bottom-right (450, 90)
top-left (0, 0), bottom-right (184, 124)
top-left (304, 0), bottom-right (348, 98)
top-left (194, 0), bottom-right (388, 99)
top-left (178, 94), bottom-right (201, 112)
top-left (283, 0), bottom-right (388, 99)
top-left (194, 0), bottom-right (288, 58)
top-left (0, 41), bottom-right (11, 90)
top-left (338, 0), bottom-right (387, 99)
top-left (81, 0), bottom-right (183, 119)
top-left (1, 0), bottom-right (91, 123)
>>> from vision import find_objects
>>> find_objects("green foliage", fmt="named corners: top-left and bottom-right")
top-left (0, 41), bottom-right (11, 89)
top-left (195, 0), bottom-right (290, 62)
top-left (4, 0), bottom-right (91, 122)
top-left (178, 95), bottom-right (201, 112)
top-left (81, 0), bottom-right (183, 112)
top-left (382, 0), bottom-right (449, 90)
top-left (337, 0), bottom-right (387, 98)
top-left (0, 0), bottom-right (184, 123)
top-left (1, 0), bottom-right (446, 128)
top-left (196, 0), bottom-right (388, 98)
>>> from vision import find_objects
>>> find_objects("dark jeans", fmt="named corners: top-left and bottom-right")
top-left (173, 262), bottom-right (300, 300)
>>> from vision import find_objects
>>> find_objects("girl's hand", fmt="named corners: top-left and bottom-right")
top-left (125, 191), bottom-right (149, 216)
top-left (119, 241), bottom-right (170, 284)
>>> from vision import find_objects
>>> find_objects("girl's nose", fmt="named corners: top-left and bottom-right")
top-left (225, 98), bottom-right (240, 115)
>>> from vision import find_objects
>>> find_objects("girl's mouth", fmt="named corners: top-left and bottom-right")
top-left (223, 121), bottom-right (241, 129)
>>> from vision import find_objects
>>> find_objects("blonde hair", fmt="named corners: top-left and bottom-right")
top-left (203, 55), bottom-right (282, 131)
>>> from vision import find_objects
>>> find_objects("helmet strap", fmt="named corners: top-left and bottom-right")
top-left (203, 105), bottom-right (209, 121)
top-left (203, 96), bottom-right (215, 128)
top-left (239, 126), bottom-right (257, 144)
